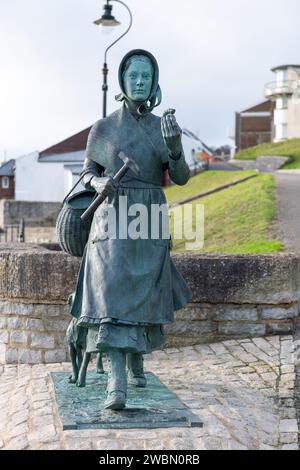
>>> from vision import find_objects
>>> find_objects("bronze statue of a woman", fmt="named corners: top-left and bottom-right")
top-left (70, 49), bottom-right (192, 410)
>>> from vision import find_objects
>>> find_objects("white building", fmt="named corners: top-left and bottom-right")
top-left (15, 127), bottom-right (91, 202)
top-left (265, 64), bottom-right (300, 142)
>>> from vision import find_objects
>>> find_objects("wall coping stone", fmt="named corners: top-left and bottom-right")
top-left (0, 244), bottom-right (300, 306)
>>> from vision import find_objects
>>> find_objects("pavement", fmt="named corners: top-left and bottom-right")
top-left (208, 162), bottom-right (244, 172)
top-left (0, 335), bottom-right (298, 450)
top-left (273, 172), bottom-right (300, 253)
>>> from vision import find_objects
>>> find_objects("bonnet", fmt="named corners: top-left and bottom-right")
top-left (115, 49), bottom-right (162, 115)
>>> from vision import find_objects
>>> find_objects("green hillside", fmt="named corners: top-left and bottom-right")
top-left (164, 170), bottom-right (257, 205)
top-left (234, 138), bottom-right (300, 169)
top-left (169, 173), bottom-right (283, 254)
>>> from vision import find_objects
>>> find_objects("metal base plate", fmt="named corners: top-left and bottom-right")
top-left (50, 371), bottom-right (203, 430)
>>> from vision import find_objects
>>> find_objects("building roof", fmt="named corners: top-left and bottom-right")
top-left (240, 100), bottom-right (273, 114)
top-left (0, 159), bottom-right (15, 176)
top-left (271, 64), bottom-right (300, 72)
top-left (39, 126), bottom-right (92, 160)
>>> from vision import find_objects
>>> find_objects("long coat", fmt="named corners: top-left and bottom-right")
top-left (71, 104), bottom-right (193, 328)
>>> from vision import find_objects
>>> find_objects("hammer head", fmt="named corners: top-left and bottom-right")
top-left (118, 152), bottom-right (140, 176)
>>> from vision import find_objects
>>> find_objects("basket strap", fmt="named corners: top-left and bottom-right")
top-left (63, 170), bottom-right (94, 204)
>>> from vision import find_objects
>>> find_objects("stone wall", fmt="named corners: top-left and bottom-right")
top-left (23, 227), bottom-right (57, 244)
top-left (0, 199), bottom-right (62, 229)
top-left (0, 302), bottom-right (69, 364)
top-left (230, 156), bottom-right (290, 173)
top-left (166, 302), bottom-right (299, 348)
top-left (0, 245), bottom-right (299, 363)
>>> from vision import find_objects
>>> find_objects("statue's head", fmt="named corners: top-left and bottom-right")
top-left (122, 55), bottom-right (153, 102)
top-left (116, 49), bottom-right (162, 115)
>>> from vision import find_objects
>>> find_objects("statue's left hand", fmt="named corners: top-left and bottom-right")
top-left (161, 109), bottom-right (182, 159)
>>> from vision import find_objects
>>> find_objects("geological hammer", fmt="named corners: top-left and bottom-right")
top-left (80, 152), bottom-right (140, 224)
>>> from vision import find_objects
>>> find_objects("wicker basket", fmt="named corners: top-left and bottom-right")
top-left (56, 190), bottom-right (95, 257)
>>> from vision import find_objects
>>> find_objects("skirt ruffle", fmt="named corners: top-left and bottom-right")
top-left (86, 323), bottom-right (165, 354)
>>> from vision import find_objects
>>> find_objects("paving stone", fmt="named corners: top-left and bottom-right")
top-left (32, 415), bottom-right (55, 428)
top-left (280, 408), bottom-right (296, 419)
top-left (260, 444), bottom-right (277, 450)
top-left (0, 335), bottom-right (298, 450)
top-left (228, 440), bottom-right (249, 450)
top-left (226, 346), bottom-right (260, 364)
top-left (201, 436), bottom-right (230, 450)
top-left (241, 343), bottom-right (275, 364)
top-left (7, 423), bottom-right (29, 439)
top-left (279, 419), bottom-right (298, 433)
top-left (94, 439), bottom-right (125, 450)
top-left (39, 442), bottom-right (63, 450)
top-left (28, 424), bottom-right (57, 443)
top-left (280, 433), bottom-right (298, 444)
top-left (261, 372), bottom-right (278, 383)
top-left (267, 337), bottom-right (280, 348)
top-left (10, 410), bottom-right (29, 426)
top-left (64, 439), bottom-right (93, 450)
top-left (281, 365), bottom-right (294, 374)
top-left (7, 434), bottom-right (29, 450)
top-left (32, 407), bottom-right (53, 417)
top-left (31, 392), bottom-right (51, 403)
top-left (281, 444), bottom-right (299, 450)
top-left (114, 430), bottom-right (158, 440)
top-left (252, 337), bottom-right (279, 356)
top-left (279, 389), bottom-right (294, 399)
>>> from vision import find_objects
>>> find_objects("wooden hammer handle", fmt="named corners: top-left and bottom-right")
top-left (80, 163), bottom-right (130, 224)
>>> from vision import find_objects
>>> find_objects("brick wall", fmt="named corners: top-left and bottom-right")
top-left (0, 176), bottom-right (15, 200)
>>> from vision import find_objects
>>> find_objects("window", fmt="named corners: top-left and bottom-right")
top-left (2, 177), bottom-right (9, 189)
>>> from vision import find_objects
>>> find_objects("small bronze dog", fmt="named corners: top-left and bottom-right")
top-left (66, 295), bottom-right (104, 387)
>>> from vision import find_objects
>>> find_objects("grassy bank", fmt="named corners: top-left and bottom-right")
top-left (234, 138), bottom-right (300, 169)
top-left (170, 174), bottom-right (283, 254)
top-left (164, 170), bottom-right (257, 205)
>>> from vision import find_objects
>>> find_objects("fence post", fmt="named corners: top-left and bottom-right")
top-left (18, 219), bottom-right (25, 243)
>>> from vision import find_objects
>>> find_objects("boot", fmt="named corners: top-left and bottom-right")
top-left (127, 352), bottom-right (147, 388)
top-left (104, 349), bottom-right (127, 410)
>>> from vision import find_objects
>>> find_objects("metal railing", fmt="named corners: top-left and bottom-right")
top-left (264, 80), bottom-right (295, 98)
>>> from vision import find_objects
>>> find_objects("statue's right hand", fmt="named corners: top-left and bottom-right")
top-left (90, 176), bottom-right (118, 197)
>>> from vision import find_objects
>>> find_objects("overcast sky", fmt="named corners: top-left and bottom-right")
top-left (1, 0), bottom-right (299, 161)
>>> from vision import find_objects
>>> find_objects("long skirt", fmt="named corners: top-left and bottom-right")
top-left (86, 321), bottom-right (165, 354)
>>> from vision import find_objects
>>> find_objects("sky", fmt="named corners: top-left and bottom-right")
top-left (0, 0), bottom-right (300, 162)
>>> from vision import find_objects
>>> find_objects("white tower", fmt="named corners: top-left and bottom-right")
top-left (265, 64), bottom-right (300, 142)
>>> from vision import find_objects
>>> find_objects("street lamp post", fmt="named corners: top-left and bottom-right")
top-left (94, 0), bottom-right (133, 118)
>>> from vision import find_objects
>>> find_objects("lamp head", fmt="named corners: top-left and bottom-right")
top-left (94, 1), bottom-right (121, 27)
